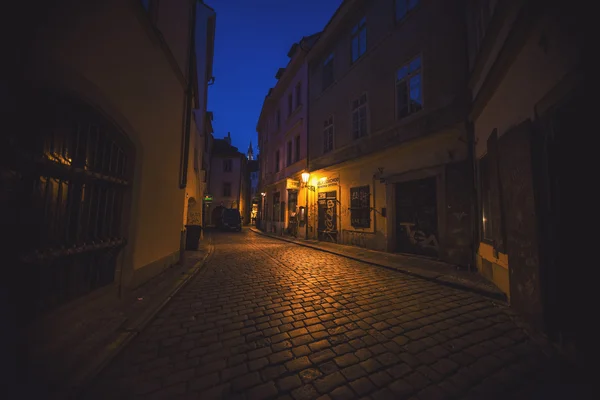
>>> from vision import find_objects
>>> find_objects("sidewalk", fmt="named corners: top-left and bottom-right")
top-left (250, 227), bottom-right (506, 302)
top-left (25, 233), bottom-right (214, 399)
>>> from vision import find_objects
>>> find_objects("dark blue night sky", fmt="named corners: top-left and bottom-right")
top-left (207, 0), bottom-right (343, 155)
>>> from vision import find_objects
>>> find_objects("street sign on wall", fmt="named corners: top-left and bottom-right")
top-left (286, 179), bottom-right (300, 190)
top-left (203, 194), bottom-right (213, 202)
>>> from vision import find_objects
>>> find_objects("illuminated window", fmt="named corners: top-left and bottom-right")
top-left (351, 17), bottom-right (367, 63)
top-left (396, 56), bottom-right (422, 119)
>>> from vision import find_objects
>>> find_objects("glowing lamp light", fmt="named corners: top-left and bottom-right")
top-left (301, 172), bottom-right (310, 183)
top-left (261, 192), bottom-right (266, 197)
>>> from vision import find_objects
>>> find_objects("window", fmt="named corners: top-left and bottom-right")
top-left (295, 82), bottom-right (302, 109)
top-left (479, 155), bottom-right (493, 241)
top-left (323, 116), bottom-right (334, 153)
top-left (396, 56), bottom-right (423, 119)
top-left (294, 135), bottom-right (301, 162)
top-left (322, 52), bottom-right (334, 90)
top-left (223, 182), bottom-right (232, 197)
top-left (275, 150), bottom-right (280, 172)
top-left (350, 186), bottom-right (370, 228)
top-left (288, 93), bottom-right (293, 116)
top-left (351, 17), bottom-right (367, 63)
top-left (396, 0), bottom-right (419, 21)
top-left (352, 94), bottom-right (368, 139)
top-left (276, 109), bottom-right (281, 130)
top-left (223, 159), bottom-right (232, 172)
top-left (286, 141), bottom-right (292, 166)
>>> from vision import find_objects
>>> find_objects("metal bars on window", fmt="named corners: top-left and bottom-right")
top-left (1, 93), bottom-right (132, 317)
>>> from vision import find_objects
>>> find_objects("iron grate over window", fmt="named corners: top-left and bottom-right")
top-left (1, 93), bottom-right (134, 318)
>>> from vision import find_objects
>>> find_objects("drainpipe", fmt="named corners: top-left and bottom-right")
top-left (300, 41), bottom-right (311, 240)
top-left (462, 2), bottom-right (478, 272)
top-left (179, 0), bottom-right (198, 189)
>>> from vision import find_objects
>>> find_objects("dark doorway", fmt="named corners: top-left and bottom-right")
top-left (317, 190), bottom-right (337, 242)
top-left (536, 90), bottom-right (583, 363)
top-left (395, 177), bottom-right (439, 257)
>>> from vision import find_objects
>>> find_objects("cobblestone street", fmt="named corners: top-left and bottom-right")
top-left (84, 230), bottom-right (577, 399)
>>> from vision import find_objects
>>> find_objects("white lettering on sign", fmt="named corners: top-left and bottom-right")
top-left (317, 177), bottom-right (339, 188)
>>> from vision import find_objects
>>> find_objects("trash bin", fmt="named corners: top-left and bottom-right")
top-left (185, 225), bottom-right (202, 250)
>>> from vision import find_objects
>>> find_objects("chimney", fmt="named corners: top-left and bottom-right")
top-left (225, 132), bottom-right (231, 145)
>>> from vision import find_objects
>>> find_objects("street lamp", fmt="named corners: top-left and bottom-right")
top-left (301, 172), bottom-right (315, 240)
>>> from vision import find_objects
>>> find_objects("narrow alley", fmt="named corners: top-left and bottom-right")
top-left (83, 230), bottom-right (574, 400)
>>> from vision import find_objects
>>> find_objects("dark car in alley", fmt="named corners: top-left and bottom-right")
top-left (220, 208), bottom-right (242, 232)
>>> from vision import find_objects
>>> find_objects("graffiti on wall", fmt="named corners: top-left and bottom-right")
top-left (398, 222), bottom-right (439, 252)
top-left (318, 191), bottom-right (337, 242)
top-left (347, 230), bottom-right (367, 248)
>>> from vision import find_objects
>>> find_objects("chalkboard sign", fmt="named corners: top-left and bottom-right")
top-left (350, 186), bottom-right (370, 228)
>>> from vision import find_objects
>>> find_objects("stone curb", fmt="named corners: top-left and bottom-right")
top-left (250, 228), bottom-right (507, 303)
top-left (69, 239), bottom-right (216, 399)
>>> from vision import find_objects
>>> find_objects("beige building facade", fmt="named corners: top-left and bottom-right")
top-left (257, 35), bottom-right (318, 238)
top-left (306, 0), bottom-right (472, 266)
top-left (2, 0), bottom-right (213, 318)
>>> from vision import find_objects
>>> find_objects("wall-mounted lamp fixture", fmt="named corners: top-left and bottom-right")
top-left (301, 172), bottom-right (316, 192)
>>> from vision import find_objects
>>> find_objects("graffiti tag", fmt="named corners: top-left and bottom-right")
top-left (399, 222), bottom-right (439, 251)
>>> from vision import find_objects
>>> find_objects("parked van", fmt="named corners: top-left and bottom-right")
top-left (220, 208), bottom-right (242, 232)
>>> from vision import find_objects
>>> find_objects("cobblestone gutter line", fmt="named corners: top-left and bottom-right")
top-left (250, 228), bottom-right (507, 303)
top-left (67, 239), bottom-right (215, 399)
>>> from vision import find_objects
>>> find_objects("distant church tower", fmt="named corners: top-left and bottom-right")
top-left (247, 141), bottom-right (254, 160)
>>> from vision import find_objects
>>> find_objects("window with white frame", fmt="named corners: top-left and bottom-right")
top-left (323, 116), bottom-right (334, 153)
top-left (396, 56), bottom-right (423, 119)
top-left (350, 186), bottom-right (370, 228)
top-left (352, 94), bottom-right (368, 139)
top-left (395, 0), bottom-right (419, 21)
top-left (351, 17), bottom-right (367, 63)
